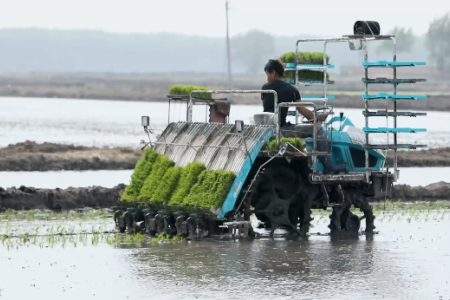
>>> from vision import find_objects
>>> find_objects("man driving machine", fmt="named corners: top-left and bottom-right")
top-left (261, 59), bottom-right (347, 174)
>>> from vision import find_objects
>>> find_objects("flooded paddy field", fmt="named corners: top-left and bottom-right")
top-left (1, 202), bottom-right (450, 300)
top-left (2, 96), bottom-right (450, 149)
top-left (2, 96), bottom-right (450, 299)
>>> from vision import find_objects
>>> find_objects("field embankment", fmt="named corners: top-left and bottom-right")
top-left (1, 141), bottom-right (449, 171)
top-left (1, 182), bottom-right (449, 211)
top-left (1, 72), bottom-right (450, 111)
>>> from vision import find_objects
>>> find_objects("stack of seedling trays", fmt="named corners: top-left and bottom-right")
top-left (279, 51), bottom-right (334, 86)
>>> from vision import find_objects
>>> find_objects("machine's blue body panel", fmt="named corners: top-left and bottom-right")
top-left (219, 128), bottom-right (274, 218)
top-left (362, 93), bottom-right (427, 100)
top-left (304, 117), bottom-right (385, 172)
top-left (285, 63), bottom-right (335, 69)
top-left (362, 61), bottom-right (426, 67)
top-left (363, 127), bottom-right (427, 133)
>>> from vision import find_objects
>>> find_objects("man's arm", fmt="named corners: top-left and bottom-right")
top-left (292, 88), bottom-right (315, 120)
top-left (295, 100), bottom-right (315, 120)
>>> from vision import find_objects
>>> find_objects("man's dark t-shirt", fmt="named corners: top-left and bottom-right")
top-left (261, 80), bottom-right (300, 126)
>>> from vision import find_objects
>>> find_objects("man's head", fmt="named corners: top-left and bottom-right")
top-left (264, 59), bottom-right (284, 81)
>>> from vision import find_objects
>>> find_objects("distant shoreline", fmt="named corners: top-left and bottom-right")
top-left (1, 72), bottom-right (450, 111)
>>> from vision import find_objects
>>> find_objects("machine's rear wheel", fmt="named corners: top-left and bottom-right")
top-left (328, 192), bottom-right (375, 235)
top-left (350, 193), bottom-right (376, 234)
top-left (249, 162), bottom-right (306, 238)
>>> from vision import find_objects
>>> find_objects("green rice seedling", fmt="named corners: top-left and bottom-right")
top-left (280, 51), bottom-right (331, 82)
top-left (184, 170), bottom-right (218, 207)
top-left (172, 235), bottom-right (186, 242)
top-left (279, 51), bottom-right (330, 64)
top-left (209, 170), bottom-right (236, 209)
top-left (152, 166), bottom-right (183, 204)
top-left (168, 84), bottom-right (212, 99)
top-left (169, 161), bottom-right (206, 205)
top-left (138, 155), bottom-right (175, 201)
top-left (284, 70), bottom-right (330, 81)
top-left (122, 148), bottom-right (161, 201)
top-left (263, 137), bottom-right (305, 152)
top-left (124, 233), bottom-right (132, 244)
top-left (156, 233), bottom-right (171, 241)
top-left (134, 233), bottom-right (145, 245)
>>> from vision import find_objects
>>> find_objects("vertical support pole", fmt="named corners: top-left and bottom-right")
top-left (295, 41), bottom-right (299, 86)
top-left (323, 42), bottom-right (328, 100)
top-left (168, 98), bottom-right (171, 124)
top-left (391, 37), bottom-right (398, 181)
top-left (363, 40), bottom-right (370, 183)
top-left (225, 0), bottom-right (232, 88)
top-left (274, 91), bottom-right (280, 146)
top-left (187, 93), bottom-right (193, 123)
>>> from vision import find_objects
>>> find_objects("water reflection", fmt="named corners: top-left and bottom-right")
top-left (1, 216), bottom-right (450, 299)
top-left (117, 235), bottom-right (388, 299)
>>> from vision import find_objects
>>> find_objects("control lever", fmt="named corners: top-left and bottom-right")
top-left (339, 112), bottom-right (344, 131)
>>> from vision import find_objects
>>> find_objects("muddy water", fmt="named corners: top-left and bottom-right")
top-left (1, 211), bottom-right (450, 300)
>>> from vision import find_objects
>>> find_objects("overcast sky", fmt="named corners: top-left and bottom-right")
top-left (0, 0), bottom-right (447, 37)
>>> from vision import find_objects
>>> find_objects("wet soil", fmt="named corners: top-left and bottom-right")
top-left (1, 141), bottom-right (450, 171)
top-left (0, 184), bottom-right (124, 211)
top-left (0, 141), bottom-right (141, 171)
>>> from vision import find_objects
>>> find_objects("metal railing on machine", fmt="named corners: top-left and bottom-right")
top-left (188, 89), bottom-right (326, 155)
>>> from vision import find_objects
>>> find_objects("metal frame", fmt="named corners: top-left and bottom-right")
top-left (291, 35), bottom-right (413, 183)
top-left (295, 37), bottom-right (350, 103)
top-left (188, 90), bottom-right (322, 153)
top-left (167, 95), bottom-right (228, 124)
top-left (359, 36), bottom-right (398, 182)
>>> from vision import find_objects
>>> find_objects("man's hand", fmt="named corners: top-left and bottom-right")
top-left (315, 113), bottom-right (329, 122)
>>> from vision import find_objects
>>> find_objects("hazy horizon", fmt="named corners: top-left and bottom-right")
top-left (0, 0), bottom-right (448, 37)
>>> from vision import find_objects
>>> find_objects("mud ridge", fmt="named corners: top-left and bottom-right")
top-left (0, 184), bottom-right (125, 211)
top-left (0, 182), bottom-right (449, 211)
top-left (372, 181), bottom-right (450, 201)
top-left (0, 141), bottom-right (141, 171)
top-left (1, 141), bottom-right (450, 171)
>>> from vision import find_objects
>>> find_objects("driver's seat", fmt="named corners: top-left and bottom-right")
top-left (280, 123), bottom-right (315, 139)
top-left (252, 112), bottom-right (317, 139)
top-left (253, 113), bottom-right (274, 126)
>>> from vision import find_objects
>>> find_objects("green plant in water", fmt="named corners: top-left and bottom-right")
top-left (172, 235), bottom-right (185, 242)
top-left (168, 84), bottom-right (212, 99)
top-left (152, 166), bottom-right (183, 204)
top-left (134, 233), bottom-right (145, 245)
top-left (152, 233), bottom-right (171, 243)
top-left (169, 161), bottom-right (206, 205)
top-left (122, 148), bottom-right (161, 201)
top-left (138, 155), bottom-right (175, 201)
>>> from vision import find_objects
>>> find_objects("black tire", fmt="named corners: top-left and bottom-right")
top-left (249, 162), bottom-right (305, 237)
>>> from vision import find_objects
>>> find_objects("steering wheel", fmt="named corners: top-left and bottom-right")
top-left (300, 107), bottom-right (332, 124)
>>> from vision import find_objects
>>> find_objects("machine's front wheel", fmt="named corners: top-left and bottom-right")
top-left (249, 162), bottom-right (306, 237)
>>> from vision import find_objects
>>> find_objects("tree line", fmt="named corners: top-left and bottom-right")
top-left (0, 13), bottom-right (448, 74)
